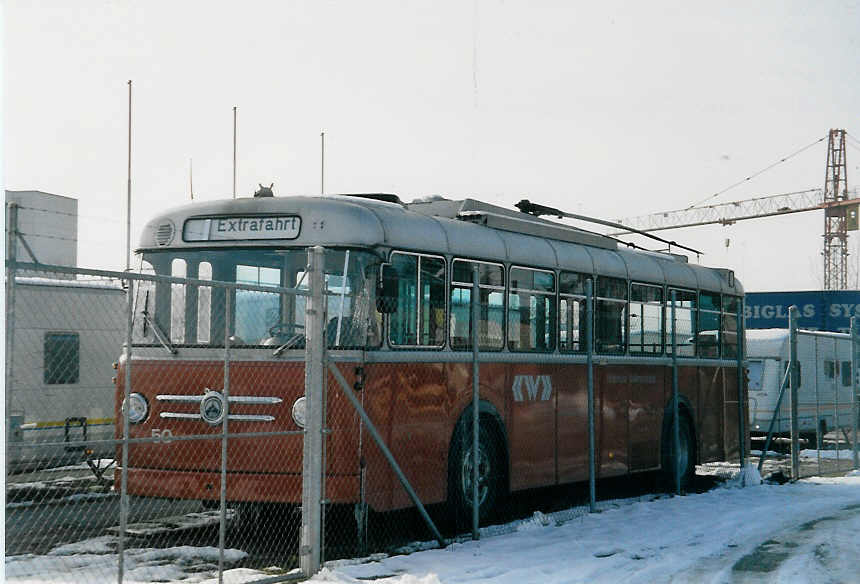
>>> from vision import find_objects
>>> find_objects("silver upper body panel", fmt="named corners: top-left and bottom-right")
top-left (138, 194), bottom-right (743, 295)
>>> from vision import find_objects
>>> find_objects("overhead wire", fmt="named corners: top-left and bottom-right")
top-left (684, 135), bottom-right (827, 210)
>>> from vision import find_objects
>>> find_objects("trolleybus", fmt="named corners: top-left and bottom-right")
top-left (116, 192), bottom-right (746, 520)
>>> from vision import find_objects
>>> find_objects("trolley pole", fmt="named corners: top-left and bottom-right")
top-left (585, 279), bottom-right (596, 512)
top-left (301, 246), bottom-right (325, 577)
top-left (789, 306), bottom-right (800, 480)
top-left (671, 291), bottom-right (680, 495)
top-left (851, 317), bottom-right (859, 470)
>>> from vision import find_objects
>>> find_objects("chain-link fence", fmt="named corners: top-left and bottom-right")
top-left (6, 241), bottom-right (756, 582)
top-left (5, 257), bottom-right (312, 583)
top-left (750, 307), bottom-right (860, 481)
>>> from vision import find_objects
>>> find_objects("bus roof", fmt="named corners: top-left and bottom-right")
top-left (138, 194), bottom-right (743, 295)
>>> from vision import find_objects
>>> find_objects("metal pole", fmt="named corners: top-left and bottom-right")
top-left (5, 203), bottom-right (18, 487)
top-left (217, 292), bottom-right (231, 584)
top-left (585, 278), bottom-right (596, 512)
top-left (671, 291), bottom-right (680, 495)
top-left (320, 132), bottom-right (325, 195)
top-left (851, 317), bottom-right (859, 469)
top-left (117, 279), bottom-right (134, 584)
top-left (233, 107), bottom-right (237, 199)
top-left (789, 306), bottom-right (800, 480)
top-left (126, 80), bottom-right (132, 271)
top-left (834, 336), bottom-right (840, 467)
top-left (301, 246), bottom-right (325, 577)
top-left (815, 335), bottom-right (821, 472)
top-left (736, 298), bottom-right (746, 469)
top-left (471, 266), bottom-right (480, 539)
top-left (327, 362), bottom-right (446, 548)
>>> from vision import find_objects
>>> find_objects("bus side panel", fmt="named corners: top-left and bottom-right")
top-left (698, 365), bottom-right (724, 462)
top-left (722, 366), bottom-right (742, 461)
top-left (627, 366), bottom-right (664, 471)
top-left (360, 361), bottom-right (450, 511)
top-left (598, 366), bottom-right (628, 477)
top-left (556, 363), bottom-right (589, 483)
top-left (507, 363), bottom-right (557, 491)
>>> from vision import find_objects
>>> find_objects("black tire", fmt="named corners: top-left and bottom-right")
top-left (661, 413), bottom-right (696, 492)
top-left (448, 418), bottom-right (505, 524)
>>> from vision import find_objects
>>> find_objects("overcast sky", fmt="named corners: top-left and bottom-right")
top-left (4, 1), bottom-right (860, 291)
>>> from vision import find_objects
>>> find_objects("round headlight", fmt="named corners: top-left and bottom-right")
top-left (292, 396), bottom-right (307, 429)
top-left (127, 393), bottom-right (149, 424)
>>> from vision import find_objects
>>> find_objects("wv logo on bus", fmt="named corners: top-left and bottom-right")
top-left (512, 375), bottom-right (553, 402)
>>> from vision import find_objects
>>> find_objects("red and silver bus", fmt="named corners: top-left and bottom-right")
top-left (116, 192), bottom-right (746, 519)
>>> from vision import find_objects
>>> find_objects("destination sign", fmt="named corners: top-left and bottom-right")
top-left (183, 216), bottom-right (301, 241)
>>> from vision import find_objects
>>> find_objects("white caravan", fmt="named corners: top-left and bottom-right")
top-left (746, 328), bottom-right (856, 437)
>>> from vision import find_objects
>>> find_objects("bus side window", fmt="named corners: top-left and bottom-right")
top-left (722, 295), bottom-right (740, 358)
top-left (388, 252), bottom-right (446, 348)
top-left (668, 289), bottom-right (697, 357)
top-left (508, 267), bottom-right (555, 352)
top-left (630, 283), bottom-right (663, 354)
top-left (698, 292), bottom-right (721, 358)
top-left (595, 276), bottom-right (627, 354)
top-left (450, 259), bottom-right (505, 350)
top-left (559, 271), bottom-right (588, 352)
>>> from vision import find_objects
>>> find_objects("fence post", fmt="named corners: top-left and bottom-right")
top-left (671, 291), bottom-right (680, 495)
top-left (217, 291), bottom-right (231, 584)
top-left (736, 297), bottom-right (745, 469)
top-left (5, 203), bottom-right (18, 480)
top-left (301, 246), bottom-right (325, 577)
top-left (851, 317), bottom-right (859, 470)
top-left (789, 306), bottom-right (799, 481)
top-left (471, 265), bottom-right (480, 539)
top-left (117, 278), bottom-right (134, 584)
top-left (586, 278), bottom-right (596, 512)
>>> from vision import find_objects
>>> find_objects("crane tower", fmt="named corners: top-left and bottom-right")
top-left (823, 128), bottom-right (850, 290)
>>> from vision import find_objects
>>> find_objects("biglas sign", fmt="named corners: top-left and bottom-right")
top-left (183, 215), bottom-right (301, 241)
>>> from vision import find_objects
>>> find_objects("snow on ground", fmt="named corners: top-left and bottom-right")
top-left (316, 469), bottom-right (860, 584)
top-left (5, 538), bottom-right (258, 584)
top-left (5, 468), bottom-right (860, 583)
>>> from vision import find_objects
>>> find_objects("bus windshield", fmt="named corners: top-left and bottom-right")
top-left (133, 248), bottom-right (381, 349)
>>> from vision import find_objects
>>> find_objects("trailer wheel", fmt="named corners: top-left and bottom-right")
top-left (448, 417), bottom-right (504, 524)
top-left (661, 413), bottom-right (696, 492)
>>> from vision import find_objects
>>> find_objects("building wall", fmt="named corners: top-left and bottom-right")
top-left (5, 190), bottom-right (77, 267)
top-left (745, 290), bottom-right (860, 333)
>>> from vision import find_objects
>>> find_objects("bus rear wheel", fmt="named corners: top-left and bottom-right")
top-left (448, 419), bottom-right (504, 524)
top-left (661, 413), bottom-right (696, 492)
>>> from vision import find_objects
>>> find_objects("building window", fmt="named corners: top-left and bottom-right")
top-left (842, 361), bottom-right (852, 387)
top-left (44, 332), bottom-right (80, 384)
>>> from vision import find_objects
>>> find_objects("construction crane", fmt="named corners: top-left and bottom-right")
top-left (612, 129), bottom-right (857, 290)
